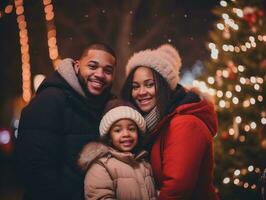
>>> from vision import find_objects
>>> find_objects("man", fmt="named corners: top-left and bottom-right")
top-left (16, 43), bottom-right (116, 200)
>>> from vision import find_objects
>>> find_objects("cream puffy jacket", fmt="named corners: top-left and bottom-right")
top-left (79, 142), bottom-right (157, 200)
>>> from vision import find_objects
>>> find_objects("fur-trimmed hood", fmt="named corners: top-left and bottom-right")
top-left (57, 58), bottom-right (86, 97)
top-left (78, 142), bottom-right (148, 172)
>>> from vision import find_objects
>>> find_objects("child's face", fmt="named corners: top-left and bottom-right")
top-left (110, 119), bottom-right (138, 153)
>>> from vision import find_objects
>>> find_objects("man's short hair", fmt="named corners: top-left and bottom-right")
top-left (80, 42), bottom-right (116, 61)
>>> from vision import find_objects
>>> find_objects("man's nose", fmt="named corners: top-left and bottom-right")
top-left (94, 68), bottom-right (104, 78)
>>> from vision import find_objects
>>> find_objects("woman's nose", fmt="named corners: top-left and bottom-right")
top-left (138, 86), bottom-right (147, 95)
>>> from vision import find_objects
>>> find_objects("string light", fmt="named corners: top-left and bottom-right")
top-left (220, 1), bottom-right (227, 7)
top-left (219, 100), bottom-right (226, 108)
top-left (234, 169), bottom-right (241, 176)
top-left (261, 118), bottom-right (266, 125)
top-left (15, 0), bottom-right (32, 102)
top-left (234, 178), bottom-right (240, 185)
top-left (248, 165), bottom-right (254, 172)
top-left (225, 91), bottom-right (232, 98)
top-left (250, 122), bottom-right (256, 129)
top-left (235, 84), bottom-right (241, 92)
top-left (207, 76), bottom-right (215, 84)
top-left (237, 65), bottom-right (244, 72)
top-left (217, 90), bottom-right (223, 98)
top-left (232, 97), bottom-right (239, 104)
top-left (235, 116), bottom-right (242, 123)
top-left (239, 135), bottom-right (245, 142)
top-left (223, 177), bottom-right (230, 184)
top-left (42, 0), bottom-right (60, 68)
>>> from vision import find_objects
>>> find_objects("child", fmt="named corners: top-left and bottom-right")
top-left (78, 99), bottom-right (157, 200)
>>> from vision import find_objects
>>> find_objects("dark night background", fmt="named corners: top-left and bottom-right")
top-left (0, 0), bottom-right (218, 199)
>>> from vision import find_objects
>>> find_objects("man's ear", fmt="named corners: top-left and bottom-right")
top-left (73, 60), bottom-right (80, 74)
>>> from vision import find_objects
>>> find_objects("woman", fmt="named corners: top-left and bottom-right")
top-left (121, 44), bottom-right (219, 199)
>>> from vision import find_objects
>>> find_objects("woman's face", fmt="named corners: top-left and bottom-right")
top-left (131, 67), bottom-right (156, 113)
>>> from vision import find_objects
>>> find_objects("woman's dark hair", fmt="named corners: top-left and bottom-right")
top-left (121, 67), bottom-right (173, 117)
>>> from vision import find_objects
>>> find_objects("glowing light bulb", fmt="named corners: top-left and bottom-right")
top-left (235, 116), bottom-right (242, 123)
top-left (257, 77), bottom-right (263, 84)
top-left (245, 42), bottom-right (251, 48)
top-left (244, 125), bottom-right (250, 132)
top-left (250, 76), bottom-right (256, 83)
top-left (234, 179), bottom-right (240, 185)
top-left (220, 0), bottom-right (227, 7)
top-left (217, 23), bottom-right (225, 30)
top-left (222, 13), bottom-right (229, 19)
top-left (232, 97), bottom-right (239, 104)
top-left (222, 70), bottom-right (229, 78)
top-left (249, 36), bottom-right (255, 42)
top-left (234, 46), bottom-right (240, 53)
top-left (250, 98), bottom-right (255, 105)
top-left (223, 177), bottom-right (230, 184)
top-left (248, 165), bottom-right (254, 172)
top-left (239, 135), bottom-right (245, 142)
top-left (222, 45), bottom-right (229, 51)
top-left (234, 169), bottom-right (241, 176)
top-left (238, 65), bottom-right (244, 72)
top-left (261, 118), bottom-right (266, 125)
top-left (250, 122), bottom-right (256, 129)
top-left (217, 90), bottom-right (223, 98)
top-left (244, 183), bottom-right (249, 188)
top-left (235, 85), bottom-right (241, 92)
top-left (254, 84), bottom-right (260, 90)
top-left (219, 100), bottom-right (226, 108)
top-left (208, 43), bottom-right (216, 49)
top-left (229, 128), bottom-right (235, 135)
top-left (258, 95), bottom-right (263, 102)
top-left (226, 91), bottom-right (232, 98)
top-left (207, 77), bottom-right (215, 84)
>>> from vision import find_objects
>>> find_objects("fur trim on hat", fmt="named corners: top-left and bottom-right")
top-left (125, 48), bottom-right (180, 90)
top-left (99, 106), bottom-right (146, 137)
top-left (157, 44), bottom-right (182, 70)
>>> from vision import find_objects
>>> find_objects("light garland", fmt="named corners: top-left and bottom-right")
top-left (15, 0), bottom-right (32, 102)
top-left (42, 0), bottom-right (60, 68)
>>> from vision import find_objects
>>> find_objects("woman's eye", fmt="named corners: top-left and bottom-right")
top-left (146, 82), bottom-right (154, 88)
top-left (132, 85), bottom-right (139, 90)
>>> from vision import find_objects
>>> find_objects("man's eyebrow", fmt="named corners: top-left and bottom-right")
top-left (88, 60), bottom-right (99, 65)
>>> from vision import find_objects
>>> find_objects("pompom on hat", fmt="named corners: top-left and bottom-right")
top-left (99, 99), bottom-right (146, 137)
top-left (125, 44), bottom-right (182, 90)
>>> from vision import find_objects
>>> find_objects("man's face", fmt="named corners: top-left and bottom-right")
top-left (74, 49), bottom-right (116, 96)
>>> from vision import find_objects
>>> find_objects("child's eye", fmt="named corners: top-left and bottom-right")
top-left (129, 127), bottom-right (137, 132)
top-left (113, 128), bottom-right (121, 133)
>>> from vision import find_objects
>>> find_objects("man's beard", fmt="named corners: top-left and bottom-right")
top-left (76, 70), bottom-right (111, 97)
top-left (76, 70), bottom-right (92, 97)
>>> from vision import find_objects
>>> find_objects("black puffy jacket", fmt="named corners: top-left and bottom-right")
top-left (16, 68), bottom-right (113, 200)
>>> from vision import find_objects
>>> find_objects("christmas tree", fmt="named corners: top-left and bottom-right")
top-left (198, 0), bottom-right (266, 199)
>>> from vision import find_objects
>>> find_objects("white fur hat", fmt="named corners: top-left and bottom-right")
top-left (99, 100), bottom-right (146, 137)
top-left (126, 44), bottom-right (181, 90)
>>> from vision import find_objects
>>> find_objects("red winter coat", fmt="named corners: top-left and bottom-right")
top-left (150, 99), bottom-right (219, 200)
